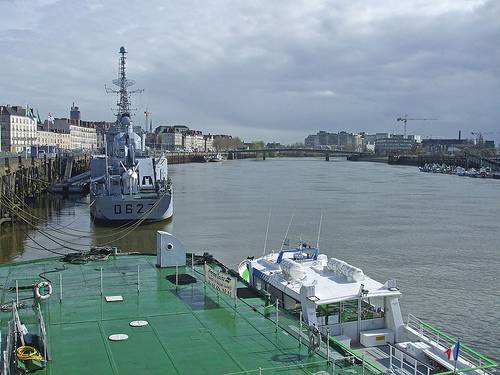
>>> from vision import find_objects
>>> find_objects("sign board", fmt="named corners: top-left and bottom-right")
top-left (204, 263), bottom-right (237, 298)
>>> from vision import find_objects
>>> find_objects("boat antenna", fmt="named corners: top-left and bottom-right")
top-left (262, 208), bottom-right (272, 256)
top-left (316, 209), bottom-right (324, 249)
top-left (280, 210), bottom-right (295, 252)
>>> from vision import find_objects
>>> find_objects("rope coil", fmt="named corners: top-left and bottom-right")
top-left (16, 346), bottom-right (43, 362)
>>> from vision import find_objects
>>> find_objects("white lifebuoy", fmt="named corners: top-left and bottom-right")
top-left (34, 281), bottom-right (52, 300)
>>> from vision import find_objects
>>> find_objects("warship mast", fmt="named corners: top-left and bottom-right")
top-left (105, 46), bottom-right (143, 123)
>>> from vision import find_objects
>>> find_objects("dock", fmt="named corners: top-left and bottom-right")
top-left (0, 154), bottom-right (89, 231)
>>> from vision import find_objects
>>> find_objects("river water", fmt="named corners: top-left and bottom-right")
top-left (1, 157), bottom-right (499, 359)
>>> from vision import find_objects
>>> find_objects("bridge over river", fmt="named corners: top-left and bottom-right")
top-left (226, 147), bottom-right (367, 161)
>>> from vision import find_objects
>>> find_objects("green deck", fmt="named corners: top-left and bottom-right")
top-left (0, 254), bottom-right (376, 375)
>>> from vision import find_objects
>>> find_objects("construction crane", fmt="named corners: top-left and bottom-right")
top-left (396, 115), bottom-right (437, 138)
top-left (144, 108), bottom-right (151, 133)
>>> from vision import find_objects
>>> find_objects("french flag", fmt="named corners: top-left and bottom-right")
top-left (445, 340), bottom-right (460, 361)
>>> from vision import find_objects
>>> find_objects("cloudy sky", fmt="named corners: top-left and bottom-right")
top-left (1, 0), bottom-right (499, 144)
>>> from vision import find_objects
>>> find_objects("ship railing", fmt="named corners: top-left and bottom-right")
top-left (2, 302), bottom-right (21, 375)
top-left (2, 318), bottom-right (14, 375)
top-left (260, 299), bottom-right (385, 375)
top-left (406, 314), bottom-right (498, 375)
top-left (387, 343), bottom-right (432, 375)
top-left (221, 359), bottom-right (330, 374)
top-left (35, 303), bottom-right (49, 362)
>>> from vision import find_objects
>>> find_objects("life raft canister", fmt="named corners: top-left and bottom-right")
top-left (34, 281), bottom-right (52, 300)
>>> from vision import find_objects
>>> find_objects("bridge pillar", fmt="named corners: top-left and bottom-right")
top-left (262, 153), bottom-right (266, 161)
top-left (325, 153), bottom-right (330, 161)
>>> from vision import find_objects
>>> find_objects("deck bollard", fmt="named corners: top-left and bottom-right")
top-left (59, 273), bottom-right (63, 303)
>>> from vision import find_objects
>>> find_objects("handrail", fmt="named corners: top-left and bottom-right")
top-left (406, 314), bottom-right (498, 374)
top-left (36, 303), bottom-right (49, 362)
top-left (387, 342), bottom-right (433, 370)
top-left (2, 319), bottom-right (13, 375)
top-left (387, 344), bottom-right (431, 375)
top-left (327, 335), bottom-right (386, 373)
top-left (222, 360), bottom-right (329, 374)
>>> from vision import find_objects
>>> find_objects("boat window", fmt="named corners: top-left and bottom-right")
top-left (253, 275), bottom-right (263, 291)
top-left (340, 300), bottom-right (358, 323)
top-left (361, 297), bottom-right (385, 320)
top-left (283, 294), bottom-right (300, 311)
top-left (316, 302), bottom-right (340, 324)
top-left (267, 284), bottom-right (282, 304)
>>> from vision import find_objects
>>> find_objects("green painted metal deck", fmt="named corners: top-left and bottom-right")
top-left (0, 255), bottom-right (376, 375)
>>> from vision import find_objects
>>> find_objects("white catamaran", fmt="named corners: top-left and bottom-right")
top-left (238, 242), bottom-right (494, 374)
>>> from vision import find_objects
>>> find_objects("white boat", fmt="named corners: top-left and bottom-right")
top-left (207, 153), bottom-right (223, 162)
top-left (465, 168), bottom-right (479, 178)
top-left (238, 242), bottom-right (494, 375)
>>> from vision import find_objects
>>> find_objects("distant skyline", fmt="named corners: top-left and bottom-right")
top-left (1, 0), bottom-right (499, 144)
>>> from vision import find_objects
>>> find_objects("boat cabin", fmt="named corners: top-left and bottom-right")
top-left (243, 248), bottom-right (403, 348)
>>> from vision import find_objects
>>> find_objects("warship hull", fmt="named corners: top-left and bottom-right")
top-left (90, 193), bottom-right (173, 222)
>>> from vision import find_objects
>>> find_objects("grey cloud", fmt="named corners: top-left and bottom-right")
top-left (0, 0), bottom-right (499, 143)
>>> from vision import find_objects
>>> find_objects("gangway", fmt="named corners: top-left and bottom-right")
top-left (48, 170), bottom-right (91, 194)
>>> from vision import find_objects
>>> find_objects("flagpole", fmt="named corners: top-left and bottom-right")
top-left (452, 339), bottom-right (460, 374)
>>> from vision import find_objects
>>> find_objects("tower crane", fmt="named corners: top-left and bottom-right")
top-left (396, 115), bottom-right (437, 138)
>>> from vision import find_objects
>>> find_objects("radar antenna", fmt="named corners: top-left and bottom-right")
top-left (105, 46), bottom-right (144, 121)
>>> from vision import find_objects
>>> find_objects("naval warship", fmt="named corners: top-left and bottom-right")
top-left (89, 47), bottom-right (172, 222)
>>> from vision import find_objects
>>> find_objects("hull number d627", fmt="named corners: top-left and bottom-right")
top-left (114, 203), bottom-right (154, 215)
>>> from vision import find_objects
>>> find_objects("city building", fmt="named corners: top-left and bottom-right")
top-left (0, 105), bottom-right (37, 153)
top-left (304, 134), bottom-right (318, 148)
top-left (420, 139), bottom-right (471, 154)
top-left (36, 128), bottom-right (71, 150)
top-left (375, 138), bottom-right (415, 155)
top-left (204, 134), bottom-right (214, 151)
top-left (160, 128), bottom-right (183, 151)
top-left (304, 130), bottom-right (362, 150)
top-left (352, 133), bottom-right (364, 152)
top-left (42, 118), bottom-right (97, 151)
top-left (187, 130), bottom-right (205, 151)
top-left (153, 125), bottom-right (216, 151)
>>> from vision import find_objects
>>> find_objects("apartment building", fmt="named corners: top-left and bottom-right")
top-left (0, 105), bottom-right (37, 152)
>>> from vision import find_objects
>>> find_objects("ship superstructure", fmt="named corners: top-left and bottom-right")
top-left (90, 47), bottom-right (172, 222)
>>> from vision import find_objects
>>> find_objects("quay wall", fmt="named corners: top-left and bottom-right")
top-left (0, 154), bottom-right (89, 228)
